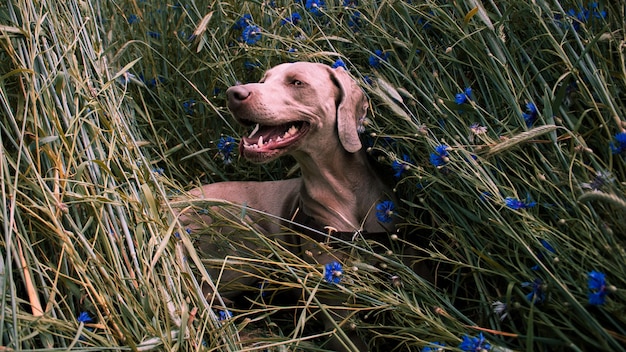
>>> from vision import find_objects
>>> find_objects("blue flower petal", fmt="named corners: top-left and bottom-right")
top-left (376, 200), bottom-right (395, 223)
top-left (429, 145), bottom-right (449, 167)
top-left (610, 132), bottom-right (626, 154)
top-left (459, 332), bottom-right (491, 351)
top-left (77, 311), bottom-right (93, 324)
top-left (422, 341), bottom-right (446, 352)
top-left (324, 261), bottom-right (343, 284)
top-left (332, 59), bottom-right (347, 69)
top-left (241, 25), bottom-right (262, 45)
top-left (588, 270), bottom-right (606, 291)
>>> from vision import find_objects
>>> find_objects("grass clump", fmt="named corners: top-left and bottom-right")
top-left (1, 0), bottom-right (625, 351)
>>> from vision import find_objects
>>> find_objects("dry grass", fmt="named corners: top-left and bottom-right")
top-left (1, 0), bottom-right (625, 351)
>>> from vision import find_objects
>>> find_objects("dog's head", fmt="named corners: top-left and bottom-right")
top-left (226, 62), bottom-right (368, 163)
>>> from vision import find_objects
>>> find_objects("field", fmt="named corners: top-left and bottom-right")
top-left (1, 0), bottom-right (625, 351)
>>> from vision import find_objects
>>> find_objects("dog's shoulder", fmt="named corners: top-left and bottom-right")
top-left (190, 178), bottom-right (301, 217)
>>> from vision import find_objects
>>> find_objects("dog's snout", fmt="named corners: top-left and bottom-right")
top-left (226, 85), bottom-right (252, 110)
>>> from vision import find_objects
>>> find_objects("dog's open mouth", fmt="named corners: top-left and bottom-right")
top-left (239, 121), bottom-right (309, 161)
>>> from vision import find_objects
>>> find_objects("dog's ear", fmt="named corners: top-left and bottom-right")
top-left (331, 67), bottom-right (368, 153)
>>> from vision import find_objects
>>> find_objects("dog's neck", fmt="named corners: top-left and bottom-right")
top-left (292, 148), bottom-right (394, 233)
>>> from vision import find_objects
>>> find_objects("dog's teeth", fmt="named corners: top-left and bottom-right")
top-left (276, 136), bottom-right (283, 142)
top-left (248, 123), bottom-right (260, 138)
top-left (258, 135), bottom-right (264, 146)
top-left (283, 125), bottom-right (299, 138)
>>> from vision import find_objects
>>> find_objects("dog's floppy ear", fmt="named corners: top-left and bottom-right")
top-left (331, 67), bottom-right (368, 153)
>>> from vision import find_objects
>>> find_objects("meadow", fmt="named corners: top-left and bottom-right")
top-left (1, 0), bottom-right (625, 350)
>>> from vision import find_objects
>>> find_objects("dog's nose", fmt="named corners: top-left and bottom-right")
top-left (226, 85), bottom-right (251, 110)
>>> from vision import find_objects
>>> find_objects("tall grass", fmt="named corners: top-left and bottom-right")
top-left (1, 0), bottom-right (624, 351)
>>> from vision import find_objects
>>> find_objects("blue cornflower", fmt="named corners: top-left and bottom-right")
top-left (455, 87), bottom-right (472, 104)
top-left (141, 75), bottom-right (165, 88)
top-left (116, 72), bottom-right (135, 86)
top-left (479, 191), bottom-right (493, 202)
top-left (147, 31), bottom-right (161, 39)
top-left (417, 14), bottom-right (433, 30)
top-left (343, 0), bottom-right (357, 6)
top-left (565, 3), bottom-right (607, 31)
top-left (178, 31), bottom-right (196, 41)
top-left (244, 60), bottom-right (260, 70)
top-left (217, 136), bottom-right (236, 164)
top-left (522, 102), bottom-right (538, 127)
top-left (127, 14), bottom-right (139, 24)
top-left (241, 25), bottom-right (261, 45)
top-left (588, 270), bottom-right (609, 305)
top-left (422, 341), bottom-right (446, 352)
top-left (219, 310), bottom-right (233, 320)
top-left (174, 228), bottom-right (192, 239)
top-left (470, 122), bottom-right (487, 135)
top-left (459, 332), bottom-right (491, 351)
top-left (369, 49), bottom-right (390, 68)
top-left (332, 59), bottom-right (347, 70)
top-left (522, 278), bottom-right (546, 304)
top-left (429, 144), bottom-right (449, 167)
top-left (588, 271), bottom-right (607, 292)
top-left (492, 300), bottom-right (509, 321)
top-left (152, 167), bottom-right (165, 176)
top-left (376, 200), bottom-right (395, 223)
top-left (324, 261), bottom-right (343, 284)
top-left (553, 13), bottom-right (566, 29)
top-left (77, 311), bottom-right (93, 324)
top-left (582, 170), bottom-right (615, 190)
top-left (590, 2), bottom-right (607, 19)
top-left (305, 0), bottom-right (325, 16)
top-left (609, 131), bottom-right (626, 155)
top-left (571, 8), bottom-right (590, 22)
top-left (567, 10), bottom-right (583, 30)
top-left (281, 12), bottom-right (302, 25)
top-left (150, 76), bottom-right (164, 87)
top-left (258, 280), bottom-right (268, 297)
top-left (233, 14), bottom-right (252, 30)
top-left (504, 196), bottom-right (536, 210)
top-left (182, 99), bottom-right (195, 115)
top-left (532, 238), bottom-right (556, 270)
top-left (539, 238), bottom-right (556, 254)
top-left (348, 11), bottom-right (362, 30)
top-left (392, 154), bottom-right (412, 179)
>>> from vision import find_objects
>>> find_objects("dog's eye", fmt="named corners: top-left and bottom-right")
top-left (291, 79), bottom-right (303, 86)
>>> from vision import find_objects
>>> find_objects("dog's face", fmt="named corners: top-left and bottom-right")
top-left (226, 62), bottom-right (368, 163)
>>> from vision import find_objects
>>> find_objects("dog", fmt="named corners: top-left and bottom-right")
top-left (175, 62), bottom-right (413, 351)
